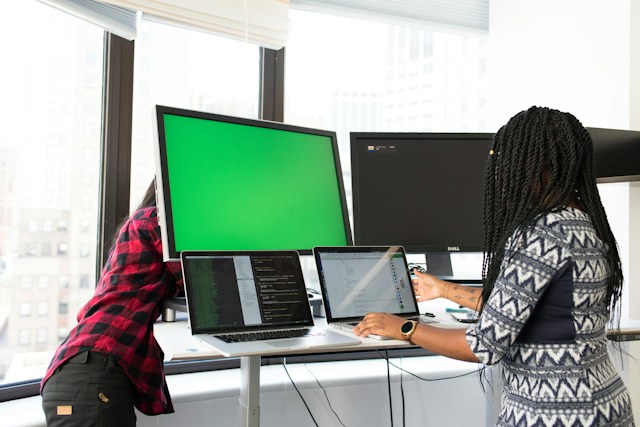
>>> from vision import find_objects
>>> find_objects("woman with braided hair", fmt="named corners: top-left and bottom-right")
top-left (354, 106), bottom-right (635, 426)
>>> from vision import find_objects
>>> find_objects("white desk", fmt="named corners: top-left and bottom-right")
top-left (155, 321), bottom-right (414, 426)
top-left (154, 299), bottom-right (465, 427)
top-left (154, 298), bottom-right (464, 360)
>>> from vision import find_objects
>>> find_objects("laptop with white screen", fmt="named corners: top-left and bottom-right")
top-left (313, 246), bottom-right (436, 339)
top-left (180, 250), bottom-right (360, 357)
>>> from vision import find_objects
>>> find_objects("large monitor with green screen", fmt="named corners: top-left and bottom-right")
top-left (153, 105), bottom-right (353, 261)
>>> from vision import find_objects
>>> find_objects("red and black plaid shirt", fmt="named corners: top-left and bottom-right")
top-left (41, 206), bottom-right (183, 415)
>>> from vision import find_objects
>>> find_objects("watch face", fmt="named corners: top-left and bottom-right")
top-left (401, 321), bottom-right (413, 334)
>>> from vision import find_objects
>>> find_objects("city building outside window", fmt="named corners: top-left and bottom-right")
top-left (0, 2), bottom-right (103, 385)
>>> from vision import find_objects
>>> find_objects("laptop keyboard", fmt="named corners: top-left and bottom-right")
top-left (215, 328), bottom-right (312, 343)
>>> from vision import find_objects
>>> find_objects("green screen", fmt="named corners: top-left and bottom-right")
top-left (161, 113), bottom-right (350, 254)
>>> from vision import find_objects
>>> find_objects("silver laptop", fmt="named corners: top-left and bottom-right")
top-left (180, 250), bottom-right (361, 357)
top-left (313, 246), bottom-right (436, 339)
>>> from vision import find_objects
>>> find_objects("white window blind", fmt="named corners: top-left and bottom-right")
top-left (38, 0), bottom-right (289, 48)
top-left (290, 0), bottom-right (489, 33)
top-left (101, 0), bottom-right (290, 49)
top-left (37, 0), bottom-right (138, 40)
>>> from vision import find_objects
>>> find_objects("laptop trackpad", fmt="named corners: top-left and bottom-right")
top-left (267, 339), bottom-right (307, 348)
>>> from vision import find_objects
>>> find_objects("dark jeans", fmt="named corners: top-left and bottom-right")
top-left (42, 351), bottom-right (136, 427)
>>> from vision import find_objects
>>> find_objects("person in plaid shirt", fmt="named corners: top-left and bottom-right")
top-left (41, 180), bottom-right (183, 426)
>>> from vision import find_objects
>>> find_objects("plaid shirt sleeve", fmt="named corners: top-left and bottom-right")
top-left (41, 206), bottom-right (184, 415)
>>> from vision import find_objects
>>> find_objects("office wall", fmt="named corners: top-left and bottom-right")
top-left (488, 0), bottom-right (632, 129)
top-left (630, 182), bottom-right (640, 414)
top-left (629, 0), bottom-right (640, 322)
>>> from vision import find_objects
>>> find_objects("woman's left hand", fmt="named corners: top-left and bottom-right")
top-left (353, 312), bottom-right (406, 340)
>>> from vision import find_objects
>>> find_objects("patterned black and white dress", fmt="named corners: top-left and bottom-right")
top-left (466, 207), bottom-right (635, 426)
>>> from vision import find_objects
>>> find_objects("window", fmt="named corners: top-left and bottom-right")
top-left (285, 9), bottom-right (489, 226)
top-left (36, 301), bottom-right (49, 317)
top-left (36, 328), bottom-right (48, 344)
top-left (26, 242), bottom-right (38, 256)
top-left (58, 302), bottom-right (69, 315)
top-left (57, 243), bottom-right (68, 256)
top-left (43, 219), bottom-right (54, 232)
top-left (79, 275), bottom-right (90, 289)
top-left (19, 303), bottom-right (32, 317)
top-left (18, 330), bottom-right (31, 346)
top-left (0, 2), bottom-right (103, 385)
top-left (27, 219), bottom-right (38, 232)
top-left (38, 276), bottom-right (51, 289)
top-left (0, 0), bottom-right (493, 397)
top-left (129, 18), bottom-right (260, 207)
top-left (59, 276), bottom-right (70, 289)
top-left (20, 277), bottom-right (33, 290)
top-left (57, 328), bottom-right (67, 340)
top-left (42, 241), bottom-right (52, 256)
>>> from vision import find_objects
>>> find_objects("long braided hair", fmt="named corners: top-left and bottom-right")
top-left (480, 106), bottom-right (623, 321)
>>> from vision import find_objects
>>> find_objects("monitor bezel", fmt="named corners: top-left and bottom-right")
top-left (350, 132), bottom-right (494, 254)
top-left (154, 105), bottom-right (353, 261)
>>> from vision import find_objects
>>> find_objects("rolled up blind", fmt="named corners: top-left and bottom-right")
top-left (101, 0), bottom-right (289, 48)
top-left (37, 0), bottom-right (138, 40)
top-left (290, 0), bottom-right (489, 33)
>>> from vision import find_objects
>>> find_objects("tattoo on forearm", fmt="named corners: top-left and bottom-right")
top-left (453, 294), bottom-right (476, 301)
top-left (452, 286), bottom-right (478, 304)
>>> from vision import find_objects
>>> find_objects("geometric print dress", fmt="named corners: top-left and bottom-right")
top-left (466, 207), bottom-right (635, 426)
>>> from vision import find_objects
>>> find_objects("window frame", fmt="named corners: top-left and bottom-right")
top-left (0, 29), bottom-right (443, 403)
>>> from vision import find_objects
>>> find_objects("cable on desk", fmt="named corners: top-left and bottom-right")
top-left (281, 357), bottom-right (320, 427)
top-left (385, 349), bottom-right (394, 427)
top-left (399, 354), bottom-right (406, 427)
top-left (377, 350), bottom-right (486, 427)
top-left (375, 350), bottom-right (486, 381)
top-left (380, 350), bottom-right (407, 427)
top-left (303, 362), bottom-right (347, 427)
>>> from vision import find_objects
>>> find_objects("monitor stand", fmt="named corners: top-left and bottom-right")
top-left (161, 296), bottom-right (187, 322)
top-left (425, 252), bottom-right (454, 277)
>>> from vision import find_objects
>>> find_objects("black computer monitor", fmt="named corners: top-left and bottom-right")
top-left (587, 127), bottom-right (640, 182)
top-left (154, 106), bottom-right (353, 261)
top-left (350, 132), bottom-right (493, 262)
